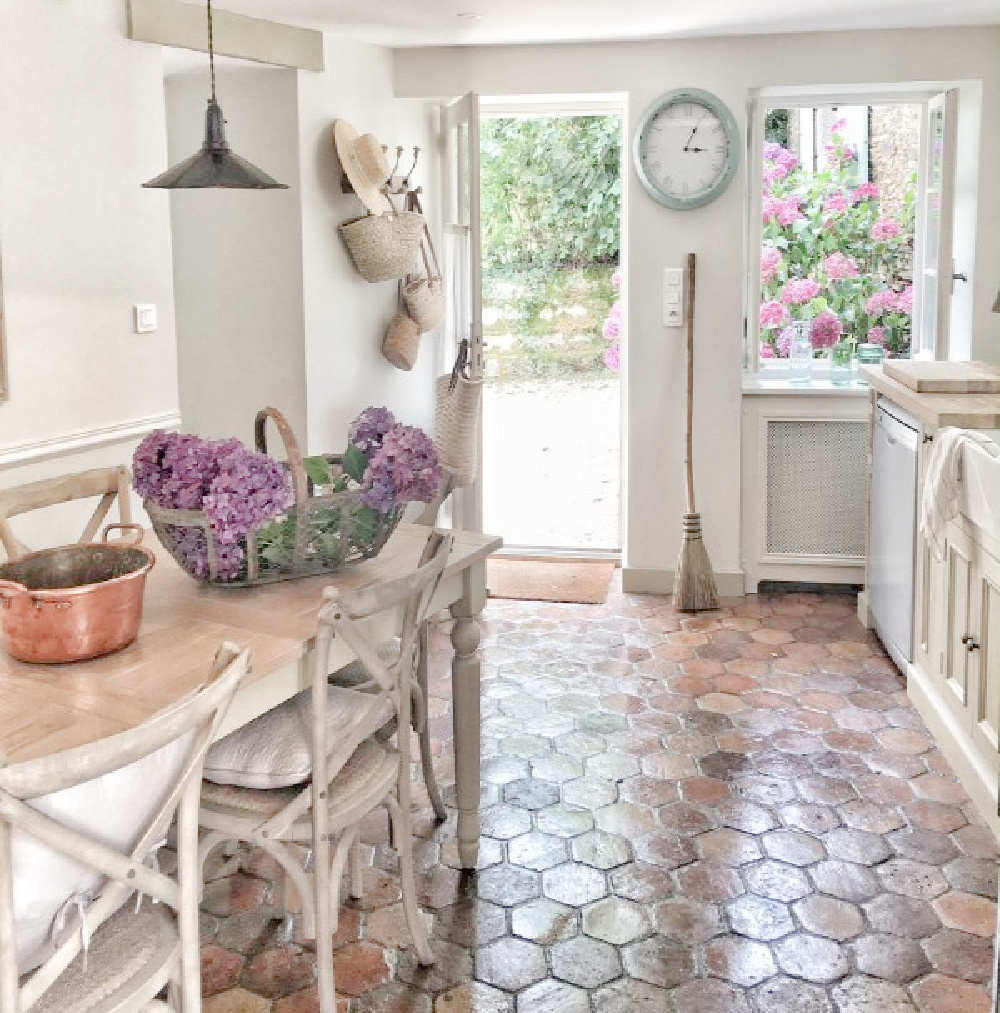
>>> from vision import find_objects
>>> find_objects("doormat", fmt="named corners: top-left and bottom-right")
top-left (487, 558), bottom-right (616, 605)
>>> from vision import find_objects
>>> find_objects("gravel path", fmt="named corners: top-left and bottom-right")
top-left (481, 378), bottom-right (620, 551)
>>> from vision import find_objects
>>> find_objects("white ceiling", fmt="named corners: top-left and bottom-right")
top-left (210, 0), bottom-right (998, 47)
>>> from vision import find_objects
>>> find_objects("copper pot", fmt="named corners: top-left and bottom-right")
top-left (0, 524), bottom-right (155, 664)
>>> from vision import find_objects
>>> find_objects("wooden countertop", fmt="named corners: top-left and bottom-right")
top-left (0, 524), bottom-right (502, 765)
top-left (858, 364), bottom-right (1000, 430)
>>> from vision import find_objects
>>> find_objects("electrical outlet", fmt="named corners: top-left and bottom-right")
top-left (663, 269), bottom-right (683, 327)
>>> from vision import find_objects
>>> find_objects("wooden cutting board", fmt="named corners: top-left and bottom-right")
top-left (882, 360), bottom-right (1000, 393)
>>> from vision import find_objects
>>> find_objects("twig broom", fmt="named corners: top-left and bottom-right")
top-left (674, 252), bottom-right (719, 612)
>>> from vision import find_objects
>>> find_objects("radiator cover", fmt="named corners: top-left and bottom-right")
top-left (765, 419), bottom-right (868, 557)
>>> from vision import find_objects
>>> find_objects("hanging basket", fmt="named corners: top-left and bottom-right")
top-left (144, 408), bottom-right (403, 587)
top-left (338, 210), bottom-right (425, 283)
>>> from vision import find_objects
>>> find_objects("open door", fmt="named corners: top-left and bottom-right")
top-left (913, 89), bottom-right (959, 360)
top-left (441, 93), bottom-right (482, 532)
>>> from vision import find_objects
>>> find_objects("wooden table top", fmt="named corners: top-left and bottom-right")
top-left (859, 364), bottom-right (1000, 430)
top-left (0, 525), bottom-right (501, 765)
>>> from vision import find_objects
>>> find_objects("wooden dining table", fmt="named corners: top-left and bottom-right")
top-left (0, 523), bottom-right (502, 868)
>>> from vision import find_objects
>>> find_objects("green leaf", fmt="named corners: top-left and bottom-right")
top-left (342, 445), bottom-right (368, 484)
top-left (303, 455), bottom-right (333, 487)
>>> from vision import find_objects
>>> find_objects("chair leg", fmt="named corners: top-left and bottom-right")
top-left (416, 625), bottom-right (448, 822)
top-left (386, 795), bottom-right (435, 966)
top-left (349, 839), bottom-right (364, 901)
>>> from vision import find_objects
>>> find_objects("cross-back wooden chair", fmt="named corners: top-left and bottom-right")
top-left (0, 642), bottom-right (250, 1013)
top-left (331, 469), bottom-right (458, 823)
top-left (0, 467), bottom-right (133, 562)
top-left (198, 530), bottom-right (454, 1013)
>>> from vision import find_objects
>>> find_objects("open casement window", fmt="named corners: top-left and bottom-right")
top-left (746, 88), bottom-right (959, 372)
top-left (912, 90), bottom-right (959, 360)
top-left (441, 92), bottom-right (482, 532)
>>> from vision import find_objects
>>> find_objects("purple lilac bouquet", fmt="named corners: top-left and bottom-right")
top-left (335, 407), bottom-right (441, 516)
top-left (134, 430), bottom-right (294, 580)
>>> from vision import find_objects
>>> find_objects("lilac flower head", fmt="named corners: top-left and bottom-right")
top-left (603, 341), bottom-right (621, 371)
top-left (895, 285), bottom-right (914, 315)
top-left (759, 300), bottom-right (789, 329)
top-left (776, 327), bottom-right (795, 358)
top-left (761, 246), bottom-right (783, 284)
top-left (759, 342), bottom-right (776, 360)
top-left (853, 181), bottom-right (879, 202)
top-left (602, 317), bottom-right (620, 341)
top-left (866, 289), bottom-right (898, 316)
top-left (348, 406), bottom-right (397, 455)
top-left (810, 310), bottom-right (842, 350)
top-left (866, 326), bottom-right (886, 346)
top-left (823, 252), bottom-right (859, 280)
top-left (361, 424), bottom-right (441, 514)
top-left (780, 278), bottom-right (821, 306)
top-left (823, 193), bottom-right (850, 215)
top-left (611, 270), bottom-right (622, 289)
top-left (870, 218), bottom-right (901, 242)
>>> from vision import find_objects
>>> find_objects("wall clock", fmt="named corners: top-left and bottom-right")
top-left (633, 88), bottom-right (740, 210)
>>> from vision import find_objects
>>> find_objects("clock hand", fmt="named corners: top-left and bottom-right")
top-left (682, 111), bottom-right (708, 152)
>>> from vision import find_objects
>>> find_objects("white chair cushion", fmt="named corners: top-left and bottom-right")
top-left (13, 732), bottom-right (193, 975)
top-left (203, 685), bottom-right (394, 790)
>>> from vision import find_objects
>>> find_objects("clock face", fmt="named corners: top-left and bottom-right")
top-left (634, 89), bottom-right (739, 210)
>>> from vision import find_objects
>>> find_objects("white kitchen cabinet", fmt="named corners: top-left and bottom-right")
top-left (909, 512), bottom-right (1000, 835)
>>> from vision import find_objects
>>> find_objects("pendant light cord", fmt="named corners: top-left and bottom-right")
top-left (207, 0), bottom-right (216, 103)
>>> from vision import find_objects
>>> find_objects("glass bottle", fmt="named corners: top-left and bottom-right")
top-left (830, 339), bottom-right (853, 386)
top-left (788, 322), bottom-right (813, 384)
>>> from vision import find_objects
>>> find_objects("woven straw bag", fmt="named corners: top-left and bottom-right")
top-left (434, 339), bottom-right (482, 487)
top-left (382, 282), bottom-right (421, 370)
top-left (338, 208), bottom-right (425, 283)
top-left (401, 192), bottom-right (445, 332)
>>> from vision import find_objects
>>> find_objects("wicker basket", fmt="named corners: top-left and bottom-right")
top-left (338, 210), bottom-right (425, 283)
top-left (145, 408), bottom-right (402, 586)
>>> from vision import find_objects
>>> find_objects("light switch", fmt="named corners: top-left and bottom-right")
top-left (663, 269), bottom-right (683, 327)
top-left (134, 304), bottom-right (157, 334)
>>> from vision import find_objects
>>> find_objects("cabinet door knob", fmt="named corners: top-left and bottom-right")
top-left (966, 638), bottom-right (981, 652)
top-left (961, 634), bottom-right (971, 644)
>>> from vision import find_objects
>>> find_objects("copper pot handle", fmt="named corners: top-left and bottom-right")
top-left (0, 580), bottom-right (29, 609)
top-left (102, 523), bottom-right (144, 546)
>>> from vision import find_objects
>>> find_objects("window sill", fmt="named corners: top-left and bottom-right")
top-left (742, 373), bottom-right (871, 396)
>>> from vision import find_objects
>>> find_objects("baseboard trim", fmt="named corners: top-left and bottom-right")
top-left (0, 412), bottom-right (182, 469)
top-left (622, 567), bottom-right (746, 598)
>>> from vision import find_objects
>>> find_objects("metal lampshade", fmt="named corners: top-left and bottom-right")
top-left (143, 0), bottom-right (287, 190)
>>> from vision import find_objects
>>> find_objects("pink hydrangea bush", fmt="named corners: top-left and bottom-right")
top-left (601, 268), bottom-right (623, 372)
top-left (759, 120), bottom-right (915, 359)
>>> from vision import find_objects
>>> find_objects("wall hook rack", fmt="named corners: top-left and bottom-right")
top-left (341, 144), bottom-right (421, 200)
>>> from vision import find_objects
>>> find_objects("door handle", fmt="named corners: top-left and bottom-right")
top-left (952, 271), bottom-right (968, 283)
top-left (962, 634), bottom-right (981, 652)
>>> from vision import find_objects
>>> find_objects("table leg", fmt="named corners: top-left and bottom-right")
top-left (451, 561), bottom-right (486, 869)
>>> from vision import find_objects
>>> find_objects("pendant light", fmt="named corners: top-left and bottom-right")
top-left (144, 0), bottom-right (287, 190)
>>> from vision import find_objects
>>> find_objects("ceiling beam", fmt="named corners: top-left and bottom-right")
top-left (127, 0), bottom-right (324, 72)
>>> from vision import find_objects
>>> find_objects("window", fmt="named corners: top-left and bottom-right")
top-left (746, 87), bottom-right (958, 372)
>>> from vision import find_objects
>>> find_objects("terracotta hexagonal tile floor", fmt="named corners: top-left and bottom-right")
top-left (195, 580), bottom-right (998, 1010)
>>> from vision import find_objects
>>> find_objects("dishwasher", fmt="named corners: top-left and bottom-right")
top-left (869, 397), bottom-right (920, 672)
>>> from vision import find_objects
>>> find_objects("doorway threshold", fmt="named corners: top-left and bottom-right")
top-left (496, 545), bottom-right (621, 565)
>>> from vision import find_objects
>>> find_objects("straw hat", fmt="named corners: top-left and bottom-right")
top-left (334, 120), bottom-right (390, 215)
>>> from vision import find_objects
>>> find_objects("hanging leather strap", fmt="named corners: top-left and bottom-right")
top-left (406, 190), bottom-right (441, 282)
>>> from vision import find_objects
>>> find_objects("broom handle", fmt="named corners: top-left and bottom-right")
top-left (684, 252), bottom-right (697, 516)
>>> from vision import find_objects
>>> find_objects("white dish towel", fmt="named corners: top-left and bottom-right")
top-left (919, 426), bottom-right (1000, 561)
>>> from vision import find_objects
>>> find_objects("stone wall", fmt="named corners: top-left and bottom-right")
top-left (870, 104), bottom-right (922, 222)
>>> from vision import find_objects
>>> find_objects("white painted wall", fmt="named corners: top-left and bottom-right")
top-left (297, 36), bottom-right (440, 455)
top-left (0, 1), bottom-right (179, 549)
top-left (165, 67), bottom-right (308, 448)
top-left (0, 1), bottom-right (179, 454)
top-left (166, 37), bottom-right (440, 459)
top-left (393, 27), bottom-right (1000, 585)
